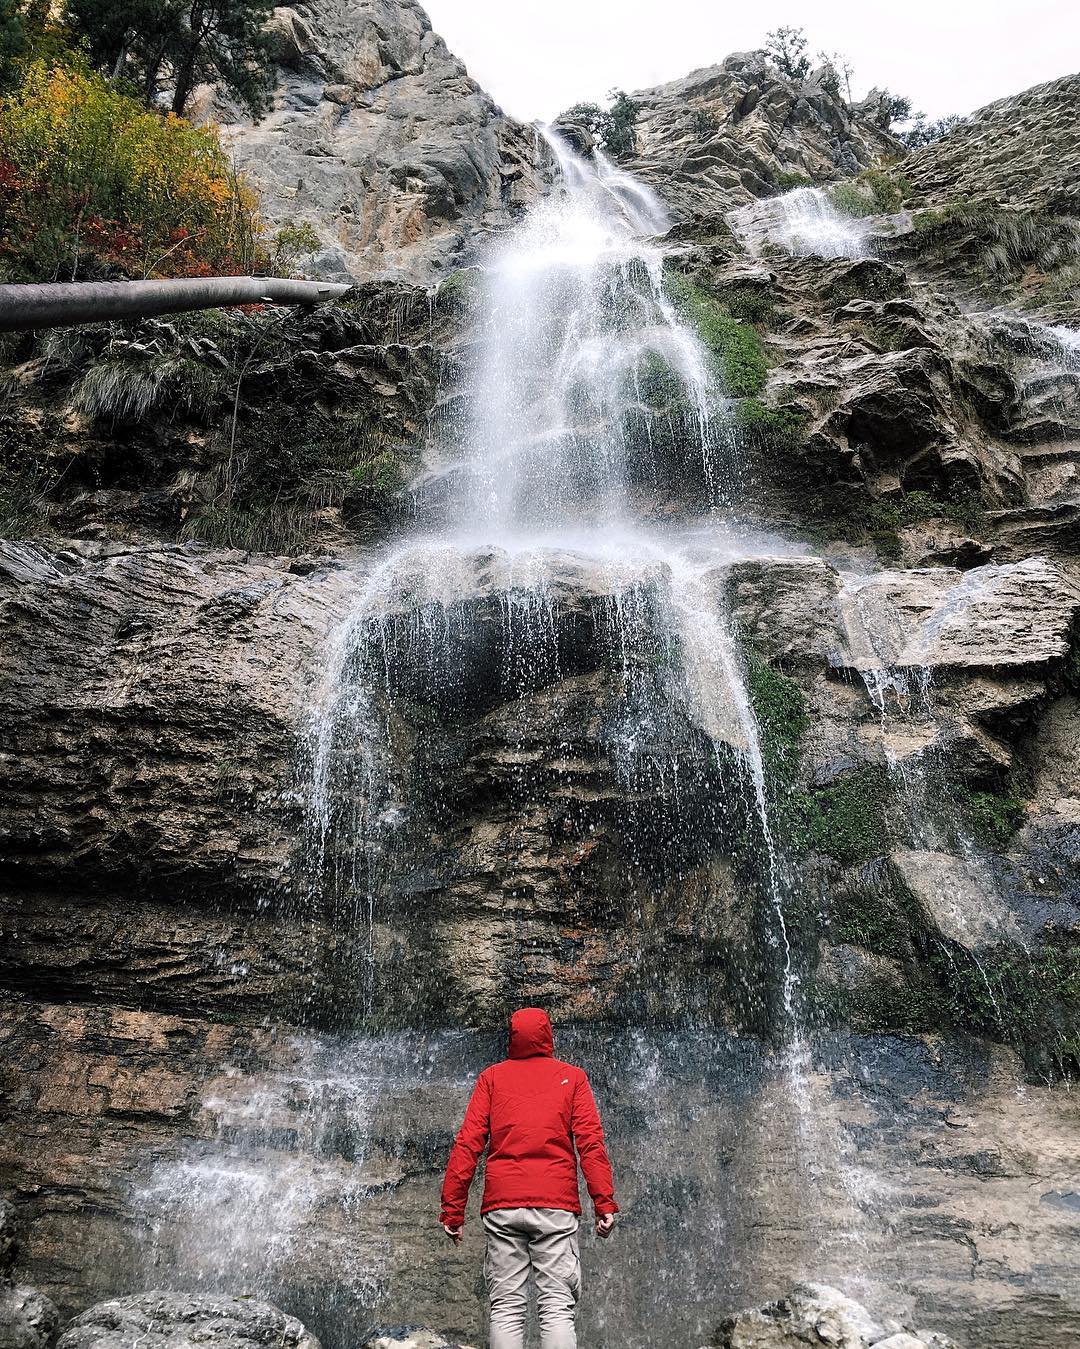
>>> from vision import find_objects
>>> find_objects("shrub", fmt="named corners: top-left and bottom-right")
top-left (774, 170), bottom-right (815, 192)
top-left (828, 168), bottom-right (910, 219)
top-left (270, 221), bottom-right (320, 277)
top-left (898, 113), bottom-right (965, 148)
top-left (690, 107), bottom-right (718, 136)
top-left (73, 349), bottom-right (221, 423)
top-left (0, 60), bottom-right (266, 281)
top-left (563, 88), bottom-right (640, 159)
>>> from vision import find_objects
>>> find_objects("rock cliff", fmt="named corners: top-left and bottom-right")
top-left (211, 0), bottom-right (547, 283)
top-left (1, 8), bottom-right (1080, 1349)
top-left (623, 51), bottom-right (904, 217)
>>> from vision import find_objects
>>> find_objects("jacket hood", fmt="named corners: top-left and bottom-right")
top-left (508, 1007), bottom-right (554, 1059)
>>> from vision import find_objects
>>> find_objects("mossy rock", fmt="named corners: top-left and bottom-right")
top-left (663, 270), bottom-right (768, 397)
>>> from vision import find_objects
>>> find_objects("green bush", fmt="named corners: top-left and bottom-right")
top-left (562, 88), bottom-right (640, 159)
top-left (774, 170), bottom-right (815, 192)
top-left (828, 169), bottom-right (910, 219)
top-left (0, 60), bottom-right (265, 281)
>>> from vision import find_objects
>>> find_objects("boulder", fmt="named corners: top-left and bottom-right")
top-left (710, 1284), bottom-right (957, 1348)
top-left (0, 1285), bottom-right (60, 1349)
top-left (55, 1293), bottom-right (318, 1349)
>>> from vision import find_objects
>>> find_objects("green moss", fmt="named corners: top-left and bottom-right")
top-left (744, 649), bottom-right (808, 783)
top-left (829, 168), bottom-right (911, 219)
top-left (718, 283), bottom-right (777, 327)
top-left (631, 351), bottom-right (686, 410)
top-left (664, 271), bottom-right (768, 397)
top-left (744, 645), bottom-right (891, 864)
top-left (954, 781), bottom-right (1027, 849)
top-left (829, 888), bottom-right (909, 952)
top-left (831, 488), bottom-right (987, 560)
top-left (437, 267), bottom-right (482, 308)
top-left (934, 936), bottom-right (1080, 1075)
top-left (788, 773), bottom-right (890, 864)
top-left (735, 399), bottom-right (807, 453)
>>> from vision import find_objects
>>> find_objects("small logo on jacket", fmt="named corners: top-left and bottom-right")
top-left (561, 1078), bottom-right (569, 1084)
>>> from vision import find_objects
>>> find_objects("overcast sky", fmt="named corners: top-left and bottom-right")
top-left (423, 0), bottom-right (1079, 125)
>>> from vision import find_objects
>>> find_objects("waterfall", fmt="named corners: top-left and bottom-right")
top-left (296, 130), bottom-right (782, 1025)
top-left (141, 132), bottom-right (881, 1342)
top-left (729, 186), bottom-right (871, 260)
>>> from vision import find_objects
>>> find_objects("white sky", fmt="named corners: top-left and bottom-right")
top-left (423, 0), bottom-right (1079, 125)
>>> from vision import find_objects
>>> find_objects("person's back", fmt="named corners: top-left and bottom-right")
top-left (440, 1007), bottom-right (618, 1349)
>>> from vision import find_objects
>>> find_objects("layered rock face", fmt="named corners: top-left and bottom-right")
top-left (620, 52), bottom-right (903, 217)
top-left (213, 0), bottom-right (547, 283)
top-left (2, 9), bottom-right (1080, 1349)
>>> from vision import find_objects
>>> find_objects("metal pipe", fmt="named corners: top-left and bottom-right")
top-left (0, 277), bottom-right (353, 331)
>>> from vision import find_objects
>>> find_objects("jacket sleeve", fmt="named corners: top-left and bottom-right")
top-left (440, 1070), bottom-right (492, 1225)
top-left (571, 1072), bottom-right (619, 1216)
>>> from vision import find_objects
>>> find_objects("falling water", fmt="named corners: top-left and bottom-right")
top-left (729, 186), bottom-right (871, 260)
top-left (142, 131), bottom-right (881, 1341)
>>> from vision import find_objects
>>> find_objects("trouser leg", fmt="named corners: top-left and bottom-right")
top-left (483, 1209), bottom-right (531, 1349)
top-left (529, 1210), bottom-right (580, 1349)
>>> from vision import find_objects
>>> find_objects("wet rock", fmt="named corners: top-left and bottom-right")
top-left (56, 1293), bottom-right (318, 1349)
top-left (838, 559), bottom-right (1080, 672)
top-left (888, 851), bottom-right (1018, 952)
top-left (361, 1331), bottom-right (476, 1349)
top-left (0, 1201), bottom-right (15, 1273)
top-left (727, 556), bottom-right (844, 665)
top-left (0, 1285), bottom-right (60, 1349)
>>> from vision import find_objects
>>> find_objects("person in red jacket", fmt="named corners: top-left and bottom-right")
top-left (440, 1007), bottom-right (618, 1349)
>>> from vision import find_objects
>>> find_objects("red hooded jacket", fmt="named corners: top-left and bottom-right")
top-left (440, 1008), bottom-right (618, 1225)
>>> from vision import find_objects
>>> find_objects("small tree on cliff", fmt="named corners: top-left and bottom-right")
top-left (765, 26), bottom-right (811, 81)
top-left (898, 113), bottom-right (965, 148)
top-left (563, 88), bottom-right (640, 159)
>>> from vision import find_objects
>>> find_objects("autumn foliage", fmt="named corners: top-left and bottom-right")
top-left (0, 60), bottom-right (267, 281)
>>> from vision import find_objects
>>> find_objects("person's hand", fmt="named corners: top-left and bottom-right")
top-left (443, 1222), bottom-right (463, 1246)
top-left (596, 1213), bottom-right (616, 1239)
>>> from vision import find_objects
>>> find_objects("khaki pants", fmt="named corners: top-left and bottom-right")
top-left (483, 1206), bottom-right (580, 1349)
